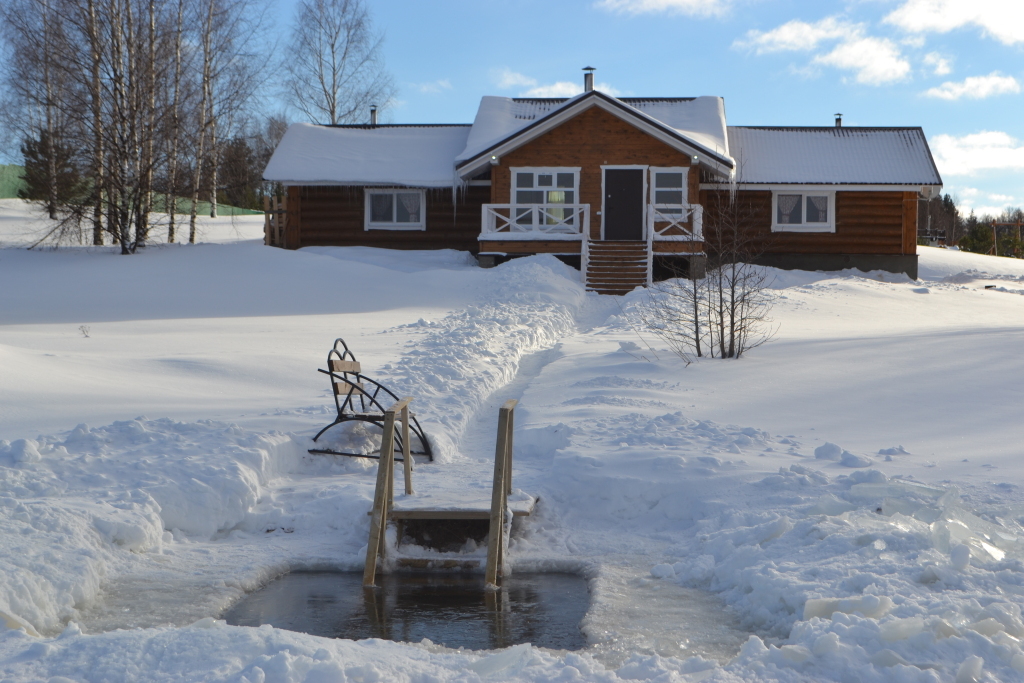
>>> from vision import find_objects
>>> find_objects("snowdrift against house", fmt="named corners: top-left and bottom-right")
top-left (262, 123), bottom-right (470, 188)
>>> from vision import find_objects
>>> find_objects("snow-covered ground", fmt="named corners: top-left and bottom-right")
top-left (3, 197), bottom-right (1024, 681)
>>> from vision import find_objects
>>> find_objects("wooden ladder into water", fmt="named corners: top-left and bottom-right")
top-left (363, 399), bottom-right (528, 588)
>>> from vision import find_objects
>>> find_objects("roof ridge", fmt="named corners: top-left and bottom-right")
top-left (730, 126), bottom-right (924, 132)
top-left (319, 123), bottom-right (472, 128)
top-left (510, 96), bottom-right (699, 103)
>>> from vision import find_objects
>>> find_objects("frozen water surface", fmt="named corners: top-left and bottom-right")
top-left (583, 565), bottom-right (748, 667)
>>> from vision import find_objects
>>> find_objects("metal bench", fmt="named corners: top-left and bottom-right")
top-left (309, 338), bottom-right (433, 461)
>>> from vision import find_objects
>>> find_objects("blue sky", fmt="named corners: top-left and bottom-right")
top-left (270, 0), bottom-right (1023, 217)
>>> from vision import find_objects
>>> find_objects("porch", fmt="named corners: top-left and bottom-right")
top-left (477, 202), bottom-right (705, 293)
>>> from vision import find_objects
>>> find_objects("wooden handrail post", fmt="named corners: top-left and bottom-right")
top-left (486, 399), bottom-right (518, 586)
top-left (363, 407), bottom-right (397, 587)
top-left (504, 405), bottom-right (514, 496)
top-left (401, 403), bottom-right (414, 494)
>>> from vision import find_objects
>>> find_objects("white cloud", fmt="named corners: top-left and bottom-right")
top-left (885, 0), bottom-right (1024, 45)
top-left (924, 72), bottom-right (1020, 100)
top-left (521, 81), bottom-right (581, 97)
top-left (931, 131), bottom-right (1024, 176)
top-left (493, 68), bottom-right (537, 89)
top-left (945, 185), bottom-right (1023, 217)
top-left (735, 17), bottom-right (909, 85)
top-left (492, 67), bottom-right (621, 98)
top-left (521, 81), bottom-right (622, 97)
top-left (922, 52), bottom-right (952, 76)
top-left (414, 79), bottom-right (452, 94)
top-left (734, 17), bottom-right (859, 53)
top-left (813, 36), bottom-right (911, 85)
top-left (596, 0), bottom-right (730, 18)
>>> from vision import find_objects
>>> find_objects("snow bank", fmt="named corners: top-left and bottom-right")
top-left (0, 419), bottom-right (305, 634)
top-left (365, 255), bottom-right (586, 462)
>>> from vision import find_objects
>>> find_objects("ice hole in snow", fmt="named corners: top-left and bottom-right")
top-left (221, 571), bottom-right (590, 651)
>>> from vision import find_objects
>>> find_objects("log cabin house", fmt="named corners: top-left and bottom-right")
top-left (263, 70), bottom-right (942, 293)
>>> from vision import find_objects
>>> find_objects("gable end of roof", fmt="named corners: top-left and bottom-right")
top-left (456, 90), bottom-right (734, 178)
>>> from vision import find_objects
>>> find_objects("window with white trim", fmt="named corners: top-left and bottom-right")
top-left (650, 167), bottom-right (688, 215)
top-left (772, 191), bottom-right (835, 233)
top-left (510, 167), bottom-right (580, 227)
top-left (364, 189), bottom-right (426, 230)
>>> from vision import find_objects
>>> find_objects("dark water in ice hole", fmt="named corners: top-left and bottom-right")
top-left (222, 571), bottom-right (590, 651)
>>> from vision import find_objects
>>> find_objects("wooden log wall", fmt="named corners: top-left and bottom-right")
top-left (492, 106), bottom-right (695, 240)
top-left (699, 189), bottom-right (916, 255)
top-left (290, 185), bottom-right (489, 252)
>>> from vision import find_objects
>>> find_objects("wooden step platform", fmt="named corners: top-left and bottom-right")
top-left (390, 492), bottom-right (536, 520)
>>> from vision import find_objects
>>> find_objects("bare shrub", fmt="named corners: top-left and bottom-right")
top-left (637, 190), bottom-right (777, 363)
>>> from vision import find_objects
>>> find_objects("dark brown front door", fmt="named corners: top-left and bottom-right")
top-left (603, 169), bottom-right (644, 240)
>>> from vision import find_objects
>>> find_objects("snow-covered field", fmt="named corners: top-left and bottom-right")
top-left (3, 197), bottom-right (1024, 681)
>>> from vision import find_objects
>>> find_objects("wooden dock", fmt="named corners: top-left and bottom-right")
top-left (363, 398), bottom-right (532, 587)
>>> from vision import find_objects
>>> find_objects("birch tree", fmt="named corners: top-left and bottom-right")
top-left (282, 0), bottom-right (396, 125)
top-left (0, 0), bottom-right (272, 250)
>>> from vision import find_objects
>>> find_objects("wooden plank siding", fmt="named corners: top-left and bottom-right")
top-left (699, 189), bottom-right (913, 255)
top-left (902, 191), bottom-right (918, 255)
top-left (491, 106), bottom-right (695, 240)
top-left (285, 185), bottom-right (302, 249)
top-left (292, 185), bottom-right (489, 252)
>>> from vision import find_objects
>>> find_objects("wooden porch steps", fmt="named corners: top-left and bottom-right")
top-left (586, 240), bottom-right (650, 295)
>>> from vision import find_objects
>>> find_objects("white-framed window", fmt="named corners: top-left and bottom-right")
top-left (510, 167), bottom-right (580, 226)
top-left (650, 167), bottom-right (689, 215)
top-left (364, 189), bottom-right (426, 230)
top-left (771, 190), bottom-right (835, 233)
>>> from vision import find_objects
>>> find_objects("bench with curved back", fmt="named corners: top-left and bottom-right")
top-left (309, 338), bottom-right (433, 461)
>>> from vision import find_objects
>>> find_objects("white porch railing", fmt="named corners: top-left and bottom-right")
top-left (646, 203), bottom-right (704, 286)
top-left (647, 203), bottom-right (704, 242)
top-left (480, 203), bottom-right (589, 239)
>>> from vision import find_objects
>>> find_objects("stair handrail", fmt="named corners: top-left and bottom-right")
top-left (363, 396), bottom-right (414, 587)
top-left (581, 233), bottom-right (590, 288)
top-left (646, 215), bottom-right (655, 287)
top-left (485, 399), bottom-right (517, 586)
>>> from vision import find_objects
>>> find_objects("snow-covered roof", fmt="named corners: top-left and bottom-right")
top-left (263, 109), bottom-right (941, 190)
top-left (263, 122), bottom-right (470, 188)
top-left (728, 127), bottom-right (942, 186)
top-left (455, 92), bottom-right (733, 177)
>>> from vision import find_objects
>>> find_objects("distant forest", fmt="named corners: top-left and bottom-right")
top-left (919, 195), bottom-right (1024, 258)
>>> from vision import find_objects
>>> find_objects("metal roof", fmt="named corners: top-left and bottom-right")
top-left (263, 123), bottom-right (469, 187)
top-left (728, 127), bottom-right (943, 186)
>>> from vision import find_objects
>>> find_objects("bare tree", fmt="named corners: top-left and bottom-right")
top-left (163, 0), bottom-right (188, 243)
top-left (188, 0), bottom-right (268, 241)
top-left (282, 0), bottom-right (396, 125)
top-left (636, 191), bottom-right (777, 363)
top-left (0, 0), bottom-right (77, 221)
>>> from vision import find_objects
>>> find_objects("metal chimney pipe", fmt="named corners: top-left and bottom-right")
top-left (370, 105), bottom-right (378, 126)
top-left (835, 113), bottom-right (842, 128)
top-left (583, 66), bottom-right (595, 92)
